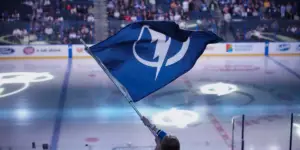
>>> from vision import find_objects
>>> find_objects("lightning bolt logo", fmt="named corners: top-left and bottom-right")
top-left (133, 26), bottom-right (190, 80)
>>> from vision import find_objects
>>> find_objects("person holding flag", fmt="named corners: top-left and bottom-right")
top-left (80, 21), bottom-right (222, 149)
top-left (141, 116), bottom-right (180, 150)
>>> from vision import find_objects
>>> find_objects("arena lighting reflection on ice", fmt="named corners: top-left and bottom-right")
top-left (294, 123), bottom-right (300, 137)
top-left (14, 108), bottom-right (31, 120)
top-left (0, 72), bottom-right (54, 98)
top-left (152, 108), bottom-right (199, 128)
top-left (200, 82), bottom-right (238, 96)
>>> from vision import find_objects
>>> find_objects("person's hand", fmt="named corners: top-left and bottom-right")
top-left (141, 116), bottom-right (152, 127)
top-left (154, 136), bottom-right (161, 150)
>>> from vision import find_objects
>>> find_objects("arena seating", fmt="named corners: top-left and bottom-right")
top-left (0, 0), bottom-right (299, 44)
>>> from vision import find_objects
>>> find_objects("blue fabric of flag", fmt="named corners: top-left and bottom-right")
top-left (89, 21), bottom-right (222, 102)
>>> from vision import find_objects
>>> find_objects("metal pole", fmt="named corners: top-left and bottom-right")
top-left (231, 117), bottom-right (235, 150)
top-left (289, 113), bottom-right (294, 150)
top-left (241, 114), bottom-right (245, 150)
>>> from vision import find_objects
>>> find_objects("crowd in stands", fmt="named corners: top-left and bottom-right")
top-left (1, 10), bottom-right (21, 22)
top-left (107, 0), bottom-right (221, 36)
top-left (1, 0), bottom-right (95, 44)
top-left (1, 0), bottom-right (300, 43)
top-left (107, 0), bottom-right (209, 22)
top-left (219, 0), bottom-right (299, 21)
top-left (216, 0), bottom-right (300, 41)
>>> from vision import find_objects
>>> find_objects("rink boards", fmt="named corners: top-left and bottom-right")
top-left (0, 42), bottom-right (299, 59)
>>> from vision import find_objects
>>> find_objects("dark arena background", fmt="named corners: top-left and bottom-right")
top-left (0, 0), bottom-right (300, 150)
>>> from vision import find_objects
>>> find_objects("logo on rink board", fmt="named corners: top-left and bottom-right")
top-left (0, 48), bottom-right (15, 55)
top-left (226, 44), bottom-right (253, 52)
top-left (23, 46), bottom-right (61, 55)
top-left (76, 47), bottom-right (84, 53)
top-left (277, 43), bottom-right (290, 51)
top-left (23, 47), bottom-right (35, 55)
top-left (226, 44), bottom-right (233, 52)
top-left (36, 48), bottom-right (60, 52)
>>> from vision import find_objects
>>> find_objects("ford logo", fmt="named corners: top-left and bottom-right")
top-left (277, 43), bottom-right (290, 51)
top-left (0, 48), bottom-right (15, 55)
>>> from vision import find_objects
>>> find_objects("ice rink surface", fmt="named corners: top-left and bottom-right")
top-left (0, 56), bottom-right (299, 150)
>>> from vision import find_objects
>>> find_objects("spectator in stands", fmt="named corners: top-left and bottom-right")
top-left (12, 28), bottom-right (22, 37)
top-left (252, 9), bottom-right (259, 16)
top-left (69, 27), bottom-right (77, 40)
top-left (12, 10), bottom-right (20, 21)
top-left (36, 7), bottom-right (43, 18)
top-left (87, 14), bottom-right (95, 23)
top-left (200, 2), bottom-right (208, 12)
top-left (137, 12), bottom-right (143, 21)
top-left (47, 15), bottom-right (54, 22)
top-left (142, 11), bottom-right (147, 20)
top-left (22, 29), bottom-right (28, 37)
top-left (294, 13), bottom-right (299, 20)
top-left (76, 30), bottom-right (82, 39)
top-left (241, 7), bottom-right (247, 17)
top-left (182, 0), bottom-right (189, 13)
top-left (264, 0), bottom-right (271, 9)
top-left (158, 14), bottom-right (164, 21)
top-left (70, 5), bottom-right (77, 15)
top-left (114, 9), bottom-right (120, 19)
top-left (147, 11), bottom-right (154, 20)
top-left (44, 0), bottom-right (51, 6)
top-left (45, 26), bottom-right (54, 40)
top-left (280, 4), bottom-right (286, 18)
top-left (170, 0), bottom-right (177, 10)
top-left (209, 0), bottom-right (218, 12)
top-left (124, 11), bottom-right (132, 21)
top-left (140, 1), bottom-right (147, 10)
top-left (131, 12), bottom-right (137, 22)
top-left (224, 11), bottom-right (231, 23)
top-left (174, 12), bottom-right (181, 22)
top-left (107, 0), bottom-right (114, 10)
top-left (81, 25), bottom-right (89, 35)
top-left (235, 29), bottom-right (243, 41)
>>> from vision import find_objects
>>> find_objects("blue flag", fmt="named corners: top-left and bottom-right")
top-left (88, 21), bottom-right (222, 102)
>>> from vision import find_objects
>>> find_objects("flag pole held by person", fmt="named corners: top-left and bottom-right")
top-left (80, 21), bottom-right (222, 144)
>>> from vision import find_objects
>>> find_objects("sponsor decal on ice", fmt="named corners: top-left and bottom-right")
top-left (277, 43), bottom-right (290, 51)
top-left (23, 47), bottom-right (35, 55)
top-left (0, 48), bottom-right (15, 55)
